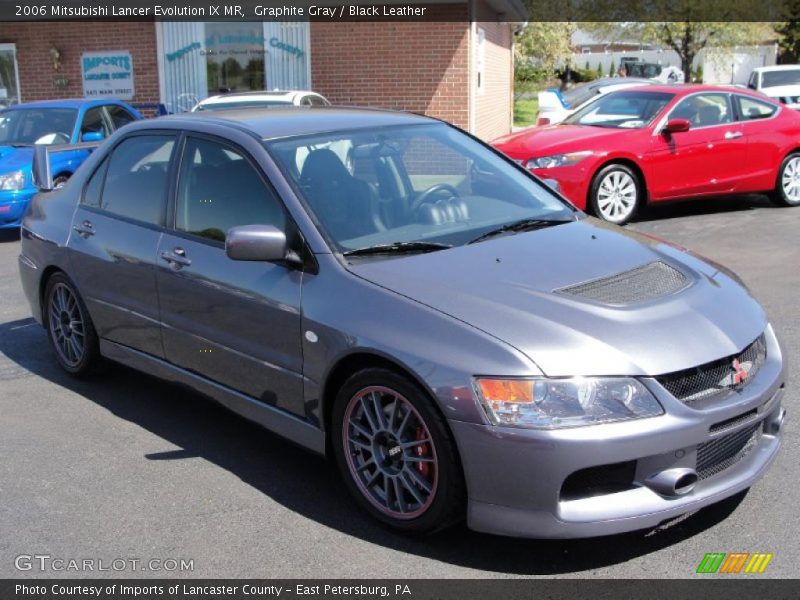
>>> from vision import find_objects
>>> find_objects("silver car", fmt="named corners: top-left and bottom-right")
top-left (19, 108), bottom-right (786, 538)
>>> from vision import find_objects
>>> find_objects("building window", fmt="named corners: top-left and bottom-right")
top-left (204, 22), bottom-right (266, 95)
top-left (159, 22), bottom-right (310, 113)
top-left (0, 43), bottom-right (21, 108)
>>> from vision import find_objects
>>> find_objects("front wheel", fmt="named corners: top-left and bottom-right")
top-left (589, 164), bottom-right (642, 225)
top-left (771, 153), bottom-right (800, 207)
top-left (331, 368), bottom-right (465, 534)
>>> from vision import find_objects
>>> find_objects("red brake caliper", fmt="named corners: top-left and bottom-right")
top-left (415, 426), bottom-right (432, 479)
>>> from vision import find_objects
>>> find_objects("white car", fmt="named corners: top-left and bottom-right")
top-left (535, 77), bottom-right (655, 126)
top-left (191, 90), bottom-right (330, 112)
top-left (748, 65), bottom-right (800, 109)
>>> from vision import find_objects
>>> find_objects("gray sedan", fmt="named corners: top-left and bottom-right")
top-left (18, 108), bottom-right (786, 538)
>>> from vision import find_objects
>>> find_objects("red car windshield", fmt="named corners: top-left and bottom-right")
top-left (564, 91), bottom-right (674, 129)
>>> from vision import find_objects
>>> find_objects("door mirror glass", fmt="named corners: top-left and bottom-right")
top-left (81, 131), bottom-right (104, 143)
top-left (663, 118), bottom-right (691, 134)
top-left (226, 224), bottom-right (287, 262)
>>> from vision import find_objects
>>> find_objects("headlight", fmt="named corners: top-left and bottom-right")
top-left (0, 170), bottom-right (25, 191)
top-left (475, 377), bottom-right (663, 429)
top-left (526, 151), bottom-right (592, 170)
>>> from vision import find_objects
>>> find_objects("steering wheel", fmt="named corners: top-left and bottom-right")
top-left (410, 183), bottom-right (460, 212)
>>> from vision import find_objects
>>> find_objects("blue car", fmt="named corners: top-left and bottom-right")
top-left (0, 99), bottom-right (141, 229)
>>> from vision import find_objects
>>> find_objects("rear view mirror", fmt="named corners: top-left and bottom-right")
top-left (225, 224), bottom-right (289, 262)
top-left (663, 118), bottom-right (691, 134)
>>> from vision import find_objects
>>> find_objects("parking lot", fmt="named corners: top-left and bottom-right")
top-left (0, 195), bottom-right (797, 579)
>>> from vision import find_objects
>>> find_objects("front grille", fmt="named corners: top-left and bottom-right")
top-left (696, 422), bottom-right (762, 480)
top-left (557, 261), bottom-right (689, 306)
top-left (657, 335), bottom-right (766, 405)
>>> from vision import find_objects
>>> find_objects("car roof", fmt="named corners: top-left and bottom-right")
top-left (612, 84), bottom-right (764, 97)
top-left (4, 98), bottom-right (129, 110)
top-left (133, 106), bottom-right (436, 140)
top-left (199, 90), bottom-right (322, 104)
top-left (752, 65), bottom-right (800, 72)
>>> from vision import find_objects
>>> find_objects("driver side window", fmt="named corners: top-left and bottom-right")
top-left (175, 137), bottom-right (286, 243)
top-left (80, 107), bottom-right (111, 140)
top-left (671, 93), bottom-right (732, 127)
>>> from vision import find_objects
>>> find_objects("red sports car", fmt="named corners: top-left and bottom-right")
top-left (493, 84), bottom-right (800, 224)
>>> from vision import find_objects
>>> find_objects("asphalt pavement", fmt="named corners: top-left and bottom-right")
top-left (0, 194), bottom-right (797, 579)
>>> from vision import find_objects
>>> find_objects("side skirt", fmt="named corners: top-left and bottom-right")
top-left (99, 339), bottom-right (326, 455)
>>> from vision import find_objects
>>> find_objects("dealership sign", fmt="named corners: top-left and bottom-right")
top-left (81, 51), bottom-right (134, 100)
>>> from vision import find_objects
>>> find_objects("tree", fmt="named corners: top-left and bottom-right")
top-left (608, 59), bottom-right (615, 78)
top-left (596, 63), bottom-right (603, 77)
top-left (584, 22), bottom-right (774, 80)
top-left (776, 1), bottom-right (800, 62)
top-left (515, 22), bottom-right (576, 75)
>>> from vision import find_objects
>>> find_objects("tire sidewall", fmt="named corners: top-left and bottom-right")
top-left (331, 368), bottom-right (464, 534)
top-left (589, 164), bottom-right (641, 225)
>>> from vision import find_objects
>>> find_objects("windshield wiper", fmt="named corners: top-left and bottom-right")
top-left (343, 241), bottom-right (453, 257)
top-left (467, 218), bottom-right (572, 245)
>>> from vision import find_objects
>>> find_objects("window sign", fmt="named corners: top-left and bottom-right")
top-left (81, 51), bottom-right (135, 100)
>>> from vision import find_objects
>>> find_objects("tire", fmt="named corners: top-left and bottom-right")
top-left (331, 368), bottom-right (465, 534)
top-left (52, 174), bottom-right (70, 189)
top-left (43, 272), bottom-right (102, 377)
top-left (771, 152), bottom-right (800, 207)
top-left (589, 163), bottom-right (642, 225)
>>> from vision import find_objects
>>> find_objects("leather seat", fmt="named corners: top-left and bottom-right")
top-left (300, 149), bottom-right (383, 241)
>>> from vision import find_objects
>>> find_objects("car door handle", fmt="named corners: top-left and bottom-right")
top-left (160, 248), bottom-right (192, 268)
top-left (72, 220), bottom-right (95, 237)
top-left (724, 131), bottom-right (743, 140)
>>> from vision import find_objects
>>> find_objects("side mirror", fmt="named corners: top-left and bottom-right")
top-left (81, 131), bottom-right (104, 143)
top-left (32, 144), bottom-right (54, 191)
top-left (225, 224), bottom-right (290, 263)
top-left (542, 178), bottom-right (561, 193)
top-left (663, 118), bottom-right (691, 134)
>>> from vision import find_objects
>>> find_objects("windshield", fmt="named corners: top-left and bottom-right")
top-left (196, 100), bottom-right (291, 111)
top-left (761, 69), bottom-right (800, 88)
top-left (564, 90), bottom-right (674, 129)
top-left (266, 123), bottom-right (574, 255)
top-left (0, 107), bottom-right (77, 145)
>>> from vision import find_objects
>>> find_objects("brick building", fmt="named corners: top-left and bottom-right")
top-left (0, 1), bottom-right (526, 140)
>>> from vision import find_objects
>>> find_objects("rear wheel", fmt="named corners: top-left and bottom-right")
top-left (331, 368), bottom-right (465, 534)
top-left (53, 174), bottom-right (70, 188)
top-left (44, 273), bottom-right (101, 376)
top-left (771, 153), bottom-right (800, 206)
top-left (589, 164), bottom-right (642, 225)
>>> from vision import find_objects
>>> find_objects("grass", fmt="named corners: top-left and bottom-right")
top-left (513, 97), bottom-right (539, 128)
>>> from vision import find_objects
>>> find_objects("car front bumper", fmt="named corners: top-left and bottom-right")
top-left (450, 325), bottom-right (787, 539)
top-left (0, 189), bottom-right (35, 228)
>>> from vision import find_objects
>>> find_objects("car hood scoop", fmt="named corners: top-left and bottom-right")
top-left (556, 261), bottom-right (690, 305)
top-left (349, 219), bottom-right (767, 377)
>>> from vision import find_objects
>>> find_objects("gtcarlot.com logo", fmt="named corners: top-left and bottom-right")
top-left (14, 554), bottom-right (194, 573)
top-left (696, 552), bottom-right (773, 574)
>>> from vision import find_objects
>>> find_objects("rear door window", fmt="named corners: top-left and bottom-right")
top-left (98, 135), bottom-right (175, 225)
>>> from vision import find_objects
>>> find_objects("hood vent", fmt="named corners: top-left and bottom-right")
top-left (557, 261), bottom-right (689, 306)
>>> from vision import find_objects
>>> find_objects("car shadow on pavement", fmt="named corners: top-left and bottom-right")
top-left (633, 193), bottom-right (777, 224)
top-left (0, 229), bottom-right (21, 243)
top-left (0, 316), bottom-right (747, 576)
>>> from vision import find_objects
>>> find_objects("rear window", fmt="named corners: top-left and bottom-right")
top-left (761, 69), bottom-right (800, 88)
top-left (736, 95), bottom-right (778, 120)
